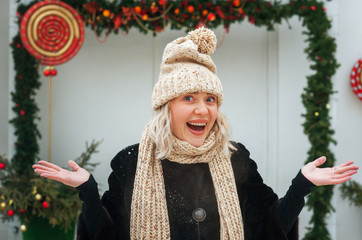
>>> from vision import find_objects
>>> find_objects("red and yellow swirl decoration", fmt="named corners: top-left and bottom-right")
top-left (20, 0), bottom-right (84, 66)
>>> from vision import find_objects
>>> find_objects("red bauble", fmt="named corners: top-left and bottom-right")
top-left (311, 6), bottom-right (316, 11)
top-left (134, 6), bottom-right (141, 14)
top-left (207, 13), bottom-right (216, 22)
top-left (42, 201), bottom-right (50, 208)
top-left (50, 69), bottom-right (57, 76)
top-left (20, 208), bottom-right (25, 213)
top-left (43, 69), bottom-right (50, 76)
top-left (0, 163), bottom-right (5, 169)
top-left (187, 5), bottom-right (195, 13)
top-left (233, 0), bottom-right (241, 7)
top-left (7, 210), bottom-right (14, 217)
top-left (20, 110), bottom-right (25, 116)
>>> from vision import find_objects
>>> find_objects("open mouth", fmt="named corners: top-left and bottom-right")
top-left (187, 122), bottom-right (206, 133)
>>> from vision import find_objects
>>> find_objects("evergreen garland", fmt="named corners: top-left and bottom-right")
top-left (0, 140), bottom-right (101, 231)
top-left (4, 0), bottom-right (342, 238)
top-left (340, 181), bottom-right (362, 207)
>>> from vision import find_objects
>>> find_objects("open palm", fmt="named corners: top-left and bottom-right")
top-left (301, 156), bottom-right (359, 186)
top-left (33, 160), bottom-right (90, 188)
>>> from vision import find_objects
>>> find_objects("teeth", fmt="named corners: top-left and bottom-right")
top-left (188, 122), bottom-right (206, 126)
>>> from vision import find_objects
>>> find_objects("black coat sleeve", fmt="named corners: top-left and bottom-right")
top-left (76, 144), bottom-right (139, 240)
top-left (231, 142), bottom-right (314, 240)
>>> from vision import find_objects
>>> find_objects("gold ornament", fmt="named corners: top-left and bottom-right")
top-left (35, 193), bottom-right (42, 200)
top-left (32, 186), bottom-right (37, 195)
top-left (20, 224), bottom-right (27, 232)
top-left (314, 112), bottom-right (319, 117)
top-left (0, 202), bottom-right (6, 208)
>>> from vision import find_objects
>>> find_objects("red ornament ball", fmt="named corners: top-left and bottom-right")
top-left (233, 0), bottom-right (241, 7)
top-left (20, 208), bottom-right (25, 213)
top-left (20, 110), bottom-right (25, 116)
top-left (7, 210), bottom-right (14, 217)
top-left (0, 163), bottom-right (5, 169)
top-left (43, 69), bottom-right (50, 76)
top-left (50, 69), bottom-right (57, 76)
top-left (187, 5), bottom-right (195, 13)
top-left (207, 13), bottom-right (216, 22)
top-left (311, 6), bottom-right (316, 11)
top-left (42, 201), bottom-right (50, 208)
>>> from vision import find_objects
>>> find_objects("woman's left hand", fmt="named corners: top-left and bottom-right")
top-left (301, 156), bottom-right (359, 186)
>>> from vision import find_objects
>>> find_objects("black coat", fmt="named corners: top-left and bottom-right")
top-left (76, 142), bottom-right (313, 240)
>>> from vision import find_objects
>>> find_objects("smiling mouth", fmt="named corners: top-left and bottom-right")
top-left (187, 122), bottom-right (206, 132)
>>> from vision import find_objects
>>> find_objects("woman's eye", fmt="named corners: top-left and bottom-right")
top-left (184, 96), bottom-right (193, 101)
top-left (206, 97), bottom-right (216, 103)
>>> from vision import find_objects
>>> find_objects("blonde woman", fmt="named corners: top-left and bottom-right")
top-left (33, 28), bottom-right (358, 240)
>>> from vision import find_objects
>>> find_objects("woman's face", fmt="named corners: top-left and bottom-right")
top-left (170, 92), bottom-right (218, 147)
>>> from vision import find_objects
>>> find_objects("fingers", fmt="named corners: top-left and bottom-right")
top-left (334, 164), bottom-right (359, 175)
top-left (37, 172), bottom-right (63, 182)
top-left (33, 160), bottom-right (62, 171)
top-left (33, 164), bottom-right (59, 174)
top-left (331, 176), bottom-right (352, 185)
top-left (333, 169), bottom-right (358, 179)
top-left (67, 160), bottom-right (80, 172)
top-left (335, 160), bottom-right (355, 168)
top-left (313, 156), bottom-right (327, 167)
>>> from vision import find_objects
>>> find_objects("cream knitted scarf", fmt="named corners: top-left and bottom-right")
top-left (130, 124), bottom-right (244, 239)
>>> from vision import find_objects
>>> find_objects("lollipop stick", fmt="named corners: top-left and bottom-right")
top-left (48, 75), bottom-right (53, 162)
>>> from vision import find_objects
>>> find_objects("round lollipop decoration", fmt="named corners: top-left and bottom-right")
top-left (20, 0), bottom-right (85, 162)
top-left (350, 59), bottom-right (362, 101)
top-left (20, 0), bottom-right (84, 66)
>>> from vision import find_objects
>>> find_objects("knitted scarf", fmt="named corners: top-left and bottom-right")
top-left (130, 124), bottom-right (244, 239)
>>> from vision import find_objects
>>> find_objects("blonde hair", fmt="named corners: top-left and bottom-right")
top-left (148, 102), bottom-right (236, 159)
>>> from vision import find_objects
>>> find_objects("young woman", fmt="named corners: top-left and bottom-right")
top-left (33, 28), bottom-right (358, 240)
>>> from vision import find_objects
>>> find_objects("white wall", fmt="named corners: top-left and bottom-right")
top-left (2, 0), bottom-right (362, 239)
top-left (0, 0), bottom-right (10, 238)
top-left (333, 1), bottom-right (362, 239)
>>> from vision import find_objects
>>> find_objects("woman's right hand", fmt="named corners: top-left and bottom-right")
top-left (33, 160), bottom-right (90, 188)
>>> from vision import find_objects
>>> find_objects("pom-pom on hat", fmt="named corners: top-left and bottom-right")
top-left (152, 27), bottom-right (223, 110)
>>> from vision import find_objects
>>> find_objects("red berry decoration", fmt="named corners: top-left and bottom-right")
top-left (42, 201), bottom-right (50, 208)
top-left (233, 0), bottom-right (241, 7)
top-left (43, 69), bottom-right (50, 76)
top-left (7, 210), bottom-right (14, 217)
top-left (207, 13), bottom-right (216, 22)
top-left (50, 69), bottom-right (57, 76)
top-left (187, 5), bottom-right (195, 13)
top-left (0, 163), bottom-right (5, 169)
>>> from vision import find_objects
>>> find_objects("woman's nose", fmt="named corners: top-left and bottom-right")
top-left (195, 102), bottom-right (208, 115)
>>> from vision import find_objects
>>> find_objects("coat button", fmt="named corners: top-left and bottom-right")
top-left (192, 208), bottom-right (206, 222)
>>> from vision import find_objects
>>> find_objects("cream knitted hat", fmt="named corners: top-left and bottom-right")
top-left (152, 27), bottom-right (223, 110)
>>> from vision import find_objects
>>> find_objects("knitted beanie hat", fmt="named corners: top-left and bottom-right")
top-left (152, 27), bottom-right (223, 110)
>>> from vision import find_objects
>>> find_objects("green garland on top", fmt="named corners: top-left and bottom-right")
top-left (5, 0), bottom-right (339, 239)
